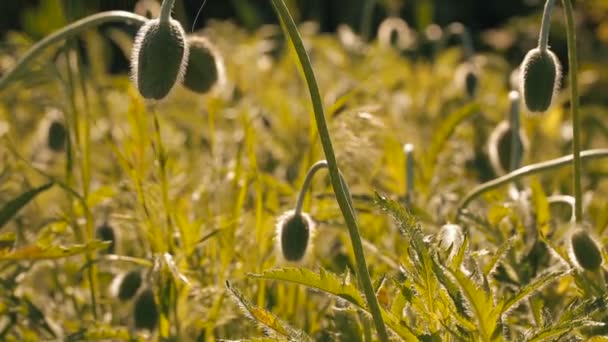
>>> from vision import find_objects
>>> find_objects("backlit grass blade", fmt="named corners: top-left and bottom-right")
top-left (0, 182), bottom-right (54, 230)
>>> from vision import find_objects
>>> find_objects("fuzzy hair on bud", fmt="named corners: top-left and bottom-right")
top-left (520, 48), bottom-right (561, 112)
top-left (275, 210), bottom-right (316, 263)
top-left (487, 120), bottom-right (529, 176)
top-left (377, 17), bottom-right (414, 50)
top-left (131, 18), bottom-right (189, 100)
top-left (134, 288), bottom-right (159, 331)
top-left (437, 223), bottom-right (465, 261)
top-left (569, 228), bottom-right (603, 271)
top-left (95, 223), bottom-right (116, 254)
top-left (182, 36), bottom-right (225, 94)
top-left (455, 62), bottom-right (479, 99)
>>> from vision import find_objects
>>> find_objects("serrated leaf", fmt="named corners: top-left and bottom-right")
top-left (484, 237), bottom-right (515, 277)
top-left (526, 318), bottom-right (605, 342)
top-left (225, 280), bottom-right (312, 341)
top-left (0, 240), bottom-right (109, 260)
top-left (250, 267), bottom-right (417, 341)
top-left (501, 270), bottom-right (567, 317)
top-left (0, 182), bottom-right (54, 230)
top-left (447, 267), bottom-right (502, 341)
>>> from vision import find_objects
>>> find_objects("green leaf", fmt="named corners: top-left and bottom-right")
top-left (250, 267), bottom-right (418, 341)
top-left (446, 267), bottom-right (502, 341)
top-left (225, 280), bottom-right (312, 341)
top-left (484, 237), bottom-right (515, 277)
top-left (0, 182), bottom-right (54, 230)
top-left (501, 270), bottom-right (567, 317)
top-left (0, 240), bottom-right (109, 260)
top-left (526, 318), bottom-right (605, 342)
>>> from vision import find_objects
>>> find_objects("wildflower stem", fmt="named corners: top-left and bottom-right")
top-left (270, 1), bottom-right (389, 340)
top-left (160, 0), bottom-right (176, 24)
top-left (508, 91), bottom-right (521, 172)
top-left (404, 144), bottom-right (414, 203)
top-left (538, 0), bottom-right (555, 52)
top-left (457, 149), bottom-right (608, 216)
top-left (294, 160), bottom-right (354, 216)
top-left (0, 11), bottom-right (147, 92)
top-left (561, 0), bottom-right (583, 223)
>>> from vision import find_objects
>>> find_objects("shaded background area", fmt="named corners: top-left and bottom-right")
top-left (1, 0), bottom-right (608, 76)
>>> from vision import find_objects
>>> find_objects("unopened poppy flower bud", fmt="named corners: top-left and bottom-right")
top-left (116, 270), bottom-right (143, 301)
top-left (520, 48), bottom-right (561, 112)
top-left (377, 17), bottom-right (414, 50)
top-left (134, 288), bottom-right (159, 331)
top-left (488, 120), bottom-right (528, 176)
top-left (570, 229), bottom-right (603, 271)
top-left (47, 120), bottom-right (66, 152)
top-left (183, 36), bottom-right (224, 94)
top-left (276, 210), bottom-right (316, 263)
top-left (131, 18), bottom-right (189, 100)
top-left (456, 63), bottom-right (478, 99)
top-left (95, 223), bottom-right (116, 254)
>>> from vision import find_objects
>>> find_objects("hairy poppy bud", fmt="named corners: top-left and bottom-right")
top-left (378, 17), bottom-right (414, 50)
top-left (183, 36), bottom-right (224, 94)
top-left (95, 223), bottom-right (115, 254)
top-left (455, 63), bottom-right (478, 99)
top-left (134, 288), bottom-right (159, 331)
top-left (438, 223), bottom-right (464, 261)
top-left (276, 210), bottom-right (316, 263)
top-left (131, 18), bottom-right (189, 100)
top-left (47, 120), bottom-right (66, 152)
top-left (488, 120), bottom-right (528, 176)
top-left (570, 229), bottom-right (603, 271)
top-left (520, 48), bottom-right (561, 112)
top-left (116, 270), bottom-right (143, 301)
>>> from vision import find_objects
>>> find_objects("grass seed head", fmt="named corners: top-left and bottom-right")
top-left (47, 120), bottom-right (66, 152)
top-left (95, 223), bottom-right (115, 254)
top-left (131, 18), bottom-right (189, 100)
top-left (570, 228), bottom-right (603, 271)
top-left (276, 210), bottom-right (316, 263)
top-left (520, 48), bottom-right (561, 112)
top-left (134, 288), bottom-right (159, 331)
top-left (117, 270), bottom-right (143, 301)
top-left (183, 36), bottom-right (225, 94)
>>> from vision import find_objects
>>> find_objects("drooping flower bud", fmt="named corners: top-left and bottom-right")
top-left (570, 228), bottom-right (603, 271)
top-left (182, 36), bottom-right (224, 94)
top-left (520, 48), bottom-right (561, 112)
top-left (131, 18), bottom-right (189, 100)
top-left (134, 288), bottom-right (159, 331)
top-left (487, 120), bottom-right (529, 176)
top-left (276, 210), bottom-right (316, 263)
top-left (95, 223), bottom-right (116, 254)
top-left (47, 120), bottom-right (67, 152)
top-left (116, 270), bottom-right (143, 301)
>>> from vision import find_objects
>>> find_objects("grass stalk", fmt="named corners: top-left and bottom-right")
top-left (270, 1), bottom-right (389, 340)
top-left (561, 0), bottom-right (583, 223)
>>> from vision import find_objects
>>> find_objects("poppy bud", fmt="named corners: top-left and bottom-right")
top-left (95, 223), bottom-right (115, 254)
top-left (520, 48), bottom-right (561, 112)
top-left (134, 288), bottom-right (159, 331)
top-left (47, 120), bottom-right (66, 152)
top-left (182, 36), bottom-right (224, 94)
top-left (117, 270), bottom-right (143, 301)
top-left (276, 210), bottom-right (316, 263)
top-left (488, 120), bottom-right (528, 176)
top-left (131, 18), bottom-right (189, 100)
top-left (570, 228), bottom-right (603, 271)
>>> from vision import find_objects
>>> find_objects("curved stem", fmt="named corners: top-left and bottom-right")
top-left (562, 0), bottom-right (583, 223)
top-left (538, 0), bottom-right (556, 51)
top-left (403, 143), bottom-right (414, 203)
top-left (456, 149), bottom-right (608, 216)
top-left (160, 0), bottom-right (176, 24)
top-left (295, 160), bottom-right (354, 216)
top-left (270, 1), bottom-right (389, 340)
top-left (0, 11), bottom-right (148, 92)
top-left (508, 91), bottom-right (521, 172)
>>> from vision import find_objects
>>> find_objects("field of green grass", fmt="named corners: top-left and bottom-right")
top-left (1, 0), bottom-right (608, 341)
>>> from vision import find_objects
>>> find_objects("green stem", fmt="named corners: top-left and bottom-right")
top-left (508, 91), bottom-right (521, 172)
top-left (404, 143), bottom-right (414, 203)
top-left (539, 0), bottom-right (555, 52)
top-left (270, 1), bottom-right (389, 340)
top-left (0, 11), bottom-right (147, 92)
top-left (457, 149), bottom-right (608, 216)
top-left (361, 0), bottom-right (377, 41)
top-left (295, 160), bottom-right (327, 215)
top-left (561, 0), bottom-right (583, 223)
top-left (160, 0), bottom-right (176, 24)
